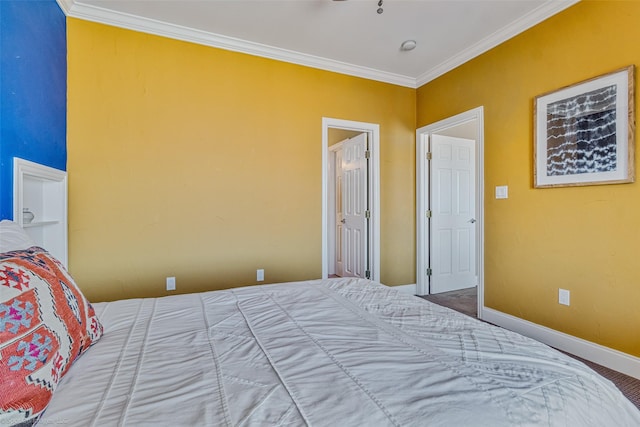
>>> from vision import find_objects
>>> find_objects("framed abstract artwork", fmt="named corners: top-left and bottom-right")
top-left (534, 66), bottom-right (635, 188)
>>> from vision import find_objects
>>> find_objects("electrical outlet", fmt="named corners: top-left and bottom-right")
top-left (257, 269), bottom-right (264, 281)
top-left (166, 276), bottom-right (176, 291)
top-left (558, 288), bottom-right (570, 306)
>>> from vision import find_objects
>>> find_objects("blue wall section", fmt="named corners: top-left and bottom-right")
top-left (0, 0), bottom-right (67, 220)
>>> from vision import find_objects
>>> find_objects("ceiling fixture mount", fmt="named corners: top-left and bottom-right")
top-left (400, 40), bottom-right (417, 51)
top-left (331, 0), bottom-right (383, 15)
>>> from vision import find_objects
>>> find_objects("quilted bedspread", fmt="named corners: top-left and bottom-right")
top-left (40, 278), bottom-right (640, 426)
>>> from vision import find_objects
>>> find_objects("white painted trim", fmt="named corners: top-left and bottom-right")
top-left (65, 2), bottom-right (415, 88)
top-left (390, 283), bottom-right (417, 295)
top-left (483, 307), bottom-right (640, 380)
top-left (322, 118), bottom-right (380, 282)
top-left (13, 158), bottom-right (68, 268)
top-left (415, 107), bottom-right (485, 319)
top-left (415, 0), bottom-right (580, 87)
top-left (63, 0), bottom-right (577, 89)
top-left (55, 0), bottom-right (73, 15)
top-left (415, 130), bottom-right (429, 295)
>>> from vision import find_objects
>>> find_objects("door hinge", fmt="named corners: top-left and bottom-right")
top-left (426, 210), bottom-right (432, 218)
top-left (426, 268), bottom-right (432, 276)
top-left (365, 150), bottom-right (371, 159)
top-left (365, 270), bottom-right (371, 279)
top-left (365, 210), bottom-right (371, 219)
top-left (426, 152), bottom-right (432, 160)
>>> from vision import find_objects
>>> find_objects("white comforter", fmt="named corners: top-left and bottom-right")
top-left (40, 278), bottom-right (640, 426)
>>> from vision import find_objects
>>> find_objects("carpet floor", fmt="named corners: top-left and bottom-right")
top-left (419, 287), bottom-right (640, 410)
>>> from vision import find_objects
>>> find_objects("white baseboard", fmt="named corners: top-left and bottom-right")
top-left (391, 283), bottom-right (417, 295)
top-left (483, 307), bottom-right (640, 380)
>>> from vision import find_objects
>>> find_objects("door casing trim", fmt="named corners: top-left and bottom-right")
top-left (322, 117), bottom-right (380, 282)
top-left (416, 106), bottom-right (485, 318)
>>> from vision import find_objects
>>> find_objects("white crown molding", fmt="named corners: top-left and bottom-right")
top-left (55, 0), bottom-right (73, 15)
top-left (62, 0), bottom-right (579, 89)
top-left (416, 0), bottom-right (580, 87)
top-left (65, 2), bottom-right (416, 88)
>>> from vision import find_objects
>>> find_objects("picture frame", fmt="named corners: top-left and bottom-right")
top-left (534, 66), bottom-right (635, 188)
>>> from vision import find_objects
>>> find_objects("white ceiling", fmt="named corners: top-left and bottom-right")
top-left (57, 0), bottom-right (579, 88)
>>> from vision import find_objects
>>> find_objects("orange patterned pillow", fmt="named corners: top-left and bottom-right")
top-left (0, 247), bottom-right (103, 425)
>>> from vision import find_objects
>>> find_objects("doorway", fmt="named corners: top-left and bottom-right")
top-left (322, 118), bottom-right (380, 281)
top-left (329, 132), bottom-right (368, 278)
top-left (416, 107), bottom-right (485, 318)
top-left (429, 134), bottom-right (477, 293)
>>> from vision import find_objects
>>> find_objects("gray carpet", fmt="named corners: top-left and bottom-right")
top-left (418, 287), bottom-right (640, 410)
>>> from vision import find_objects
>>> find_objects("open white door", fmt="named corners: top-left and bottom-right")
top-left (322, 117), bottom-right (380, 282)
top-left (430, 135), bottom-right (477, 293)
top-left (334, 147), bottom-right (345, 277)
top-left (342, 133), bottom-right (368, 278)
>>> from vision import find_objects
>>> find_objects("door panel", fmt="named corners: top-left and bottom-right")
top-left (431, 135), bottom-right (476, 293)
top-left (437, 229), bottom-right (452, 274)
top-left (335, 149), bottom-right (344, 277)
top-left (457, 228), bottom-right (471, 272)
top-left (342, 133), bottom-right (368, 278)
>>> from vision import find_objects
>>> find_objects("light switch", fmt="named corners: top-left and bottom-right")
top-left (495, 185), bottom-right (508, 199)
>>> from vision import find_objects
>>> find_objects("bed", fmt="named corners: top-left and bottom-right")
top-left (1, 222), bottom-right (639, 426)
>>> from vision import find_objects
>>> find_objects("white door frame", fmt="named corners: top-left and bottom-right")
top-left (416, 106), bottom-right (485, 318)
top-left (322, 117), bottom-right (380, 282)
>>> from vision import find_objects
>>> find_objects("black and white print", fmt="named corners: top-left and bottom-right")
top-left (534, 66), bottom-right (633, 188)
top-left (546, 85), bottom-right (617, 176)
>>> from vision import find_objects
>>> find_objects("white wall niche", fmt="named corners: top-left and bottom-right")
top-left (13, 158), bottom-right (68, 267)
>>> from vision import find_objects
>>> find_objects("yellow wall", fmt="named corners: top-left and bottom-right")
top-left (67, 19), bottom-right (416, 302)
top-left (328, 129), bottom-right (362, 146)
top-left (417, 1), bottom-right (640, 356)
top-left (68, 2), bottom-right (640, 356)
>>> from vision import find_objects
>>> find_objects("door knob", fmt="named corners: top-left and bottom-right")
top-left (341, 218), bottom-right (346, 224)
top-left (468, 218), bottom-right (476, 223)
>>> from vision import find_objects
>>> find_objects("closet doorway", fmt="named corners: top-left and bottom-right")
top-left (322, 118), bottom-right (380, 281)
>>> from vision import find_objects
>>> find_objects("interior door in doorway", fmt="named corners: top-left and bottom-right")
top-left (334, 147), bottom-right (345, 277)
top-left (430, 135), bottom-right (476, 293)
top-left (341, 133), bottom-right (368, 278)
